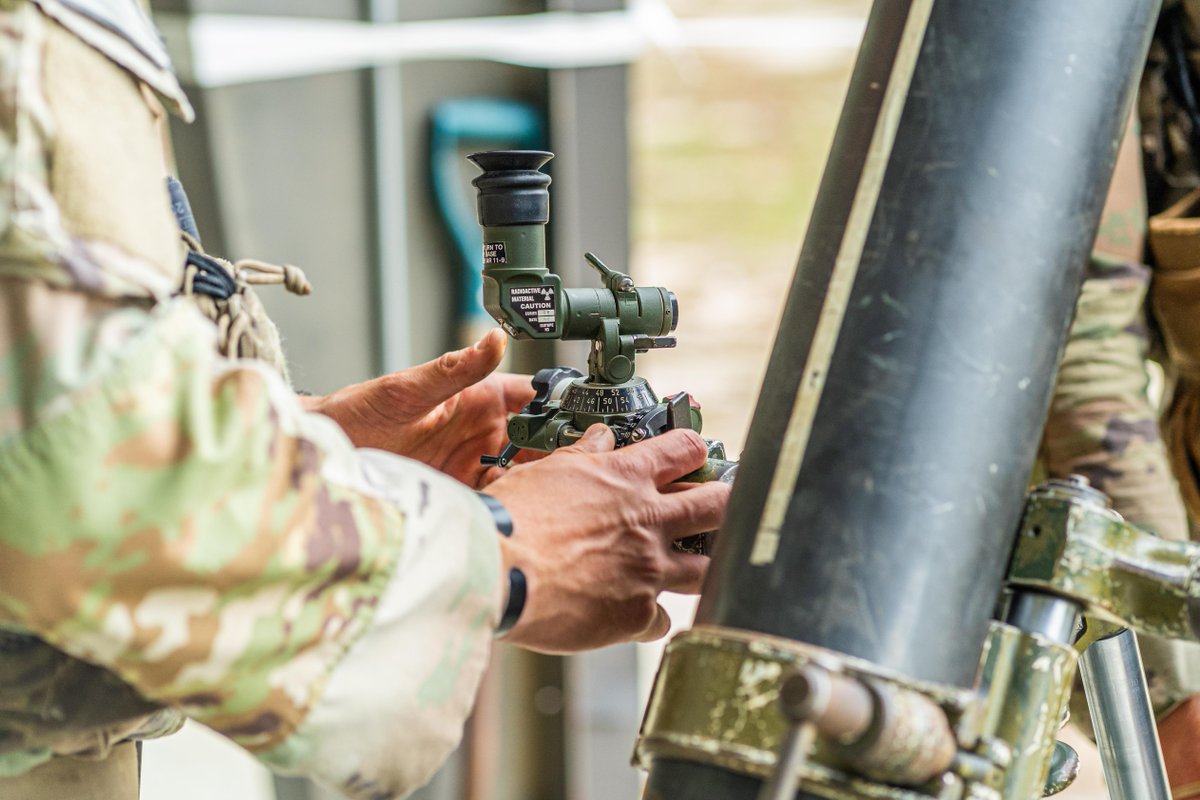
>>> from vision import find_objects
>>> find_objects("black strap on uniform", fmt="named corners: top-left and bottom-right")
top-left (184, 251), bottom-right (237, 300)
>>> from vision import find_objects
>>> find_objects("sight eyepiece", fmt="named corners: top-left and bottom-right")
top-left (469, 150), bottom-right (553, 227)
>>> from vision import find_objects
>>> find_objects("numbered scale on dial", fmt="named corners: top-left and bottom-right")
top-left (559, 378), bottom-right (658, 416)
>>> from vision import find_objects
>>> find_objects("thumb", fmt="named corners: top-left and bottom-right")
top-left (405, 329), bottom-right (507, 406)
top-left (569, 424), bottom-right (617, 454)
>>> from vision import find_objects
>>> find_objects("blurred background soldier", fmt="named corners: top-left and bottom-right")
top-left (1043, 1), bottom-right (1200, 793)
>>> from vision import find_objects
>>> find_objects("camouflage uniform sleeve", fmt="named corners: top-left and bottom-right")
top-left (0, 294), bottom-right (504, 796)
top-left (0, 3), bottom-right (503, 797)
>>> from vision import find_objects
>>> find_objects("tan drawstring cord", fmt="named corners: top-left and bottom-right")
top-left (235, 258), bottom-right (312, 296)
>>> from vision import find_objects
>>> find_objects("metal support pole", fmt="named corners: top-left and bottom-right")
top-left (1079, 629), bottom-right (1171, 800)
top-left (642, 1), bottom-right (1161, 797)
top-left (367, 0), bottom-right (412, 374)
top-left (1006, 592), bottom-right (1080, 645)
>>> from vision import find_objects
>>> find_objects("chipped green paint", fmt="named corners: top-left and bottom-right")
top-left (636, 626), bottom-right (981, 800)
top-left (978, 622), bottom-right (1078, 800)
top-left (1008, 488), bottom-right (1200, 641)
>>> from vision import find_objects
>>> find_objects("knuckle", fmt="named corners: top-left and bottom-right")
top-left (612, 451), bottom-right (647, 482)
top-left (701, 482), bottom-right (732, 516)
top-left (636, 500), bottom-right (666, 530)
top-left (592, 459), bottom-right (635, 496)
top-left (645, 430), bottom-right (706, 475)
top-left (684, 556), bottom-right (709, 585)
top-left (625, 524), bottom-right (660, 556)
top-left (678, 430), bottom-right (707, 464)
top-left (628, 591), bottom-right (659, 628)
top-left (436, 350), bottom-right (462, 375)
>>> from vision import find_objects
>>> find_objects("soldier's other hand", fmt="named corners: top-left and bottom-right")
top-left (305, 329), bottom-right (538, 488)
top-left (486, 425), bottom-right (730, 653)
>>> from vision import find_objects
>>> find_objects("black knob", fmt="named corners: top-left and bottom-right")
top-left (469, 150), bottom-right (554, 227)
top-left (528, 366), bottom-right (583, 414)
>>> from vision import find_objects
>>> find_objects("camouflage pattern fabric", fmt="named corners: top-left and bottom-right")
top-left (0, 3), bottom-right (503, 797)
top-left (0, 629), bottom-right (181, 776)
top-left (1043, 115), bottom-right (1188, 545)
top-left (1043, 256), bottom-right (1187, 542)
top-left (1043, 108), bottom-right (1200, 729)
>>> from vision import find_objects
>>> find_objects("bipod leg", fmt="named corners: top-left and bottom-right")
top-left (1078, 629), bottom-right (1170, 799)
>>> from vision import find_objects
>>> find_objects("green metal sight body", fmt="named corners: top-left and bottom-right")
top-left (469, 151), bottom-right (734, 518)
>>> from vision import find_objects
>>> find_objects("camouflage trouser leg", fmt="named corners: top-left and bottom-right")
top-left (0, 742), bottom-right (138, 800)
top-left (1043, 256), bottom-right (1200, 732)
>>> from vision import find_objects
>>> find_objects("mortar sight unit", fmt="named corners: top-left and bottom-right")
top-left (469, 150), bottom-right (735, 535)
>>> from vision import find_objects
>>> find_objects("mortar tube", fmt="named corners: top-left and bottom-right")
top-left (642, 0), bottom-right (1162, 797)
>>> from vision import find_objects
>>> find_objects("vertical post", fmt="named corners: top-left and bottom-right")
top-left (643, 1), bottom-right (1162, 797)
top-left (367, 0), bottom-right (412, 374)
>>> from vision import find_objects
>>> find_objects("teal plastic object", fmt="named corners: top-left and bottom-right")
top-left (429, 98), bottom-right (545, 330)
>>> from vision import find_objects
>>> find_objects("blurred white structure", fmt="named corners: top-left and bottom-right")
top-left (158, 4), bottom-right (865, 88)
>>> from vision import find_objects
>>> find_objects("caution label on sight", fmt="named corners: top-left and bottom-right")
top-left (509, 286), bottom-right (557, 333)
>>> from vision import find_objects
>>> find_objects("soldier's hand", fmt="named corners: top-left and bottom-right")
top-left (306, 329), bottom-right (537, 488)
top-left (486, 425), bottom-right (730, 653)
